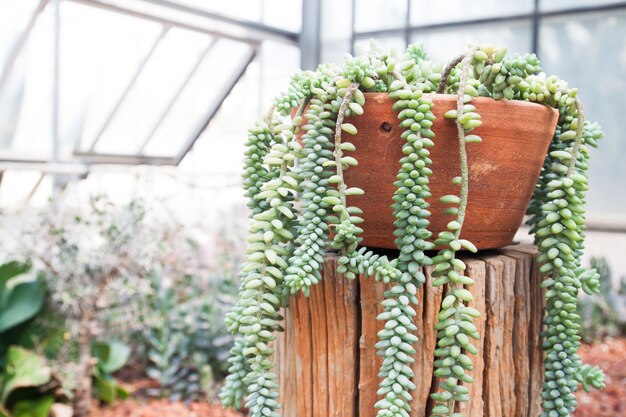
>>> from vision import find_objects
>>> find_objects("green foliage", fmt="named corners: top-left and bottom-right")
top-left (0, 263), bottom-right (62, 417)
top-left (0, 346), bottom-right (51, 404)
top-left (142, 272), bottom-right (236, 402)
top-left (93, 340), bottom-right (130, 375)
top-left (90, 339), bottom-right (130, 404)
top-left (579, 257), bottom-right (626, 341)
top-left (0, 262), bottom-right (46, 346)
top-left (223, 41), bottom-right (605, 417)
top-left (10, 396), bottom-right (54, 417)
top-left (93, 366), bottom-right (129, 405)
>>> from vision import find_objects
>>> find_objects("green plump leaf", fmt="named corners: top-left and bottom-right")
top-left (93, 340), bottom-right (131, 374)
top-left (348, 103), bottom-right (363, 115)
top-left (0, 262), bottom-right (45, 333)
top-left (11, 396), bottom-right (54, 417)
top-left (0, 346), bottom-right (51, 403)
top-left (341, 123), bottom-right (358, 135)
top-left (94, 369), bottom-right (129, 405)
top-left (440, 195), bottom-right (461, 205)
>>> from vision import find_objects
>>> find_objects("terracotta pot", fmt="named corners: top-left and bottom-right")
top-left (338, 93), bottom-right (559, 250)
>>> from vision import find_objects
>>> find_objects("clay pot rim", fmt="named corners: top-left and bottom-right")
top-left (362, 91), bottom-right (560, 116)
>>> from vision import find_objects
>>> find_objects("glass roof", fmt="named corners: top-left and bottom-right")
top-left (0, 0), bottom-right (294, 167)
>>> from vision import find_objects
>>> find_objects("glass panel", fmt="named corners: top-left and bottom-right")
top-left (143, 40), bottom-right (253, 157)
top-left (262, 0), bottom-right (302, 31)
top-left (320, 0), bottom-right (353, 65)
top-left (0, 3), bottom-right (54, 158)
top-left (93, 28), bottom-right (213, 155)
top-left (180, 40), bottom-right (297, 172)
top-left (540, 0), bottom-right (626, 11)
top-left (411, 20), bottom-right (532, 62)
top-left (410, 0), bottom-right (534, 25)
top-left (259, 41), bottom-right (300, 108)
top-left (59, 1), bottom-right (163, 156)
top-left (119, 0), bottom-right (302, 31)
top-left (539, 11), bottom-right (626, 222)
top-left (28, 173), bottom-right (52, 207)
top-left (180, 69), bottom-right (259, 174)
top-left (354, 36), bottom-right (407, 57)
top-left (0, 0), bottom-right (40, 76)
top-left (159, 0), bottom-right (262, 24)
top-left (0, 170), bottom-right (42, 207)
top-left (355, 0), bottom-right (407, 32)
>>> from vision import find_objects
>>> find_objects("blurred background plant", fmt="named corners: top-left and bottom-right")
top-left (0, 261), bottom-right (56, 417)
top-left (0, 192), bottom-right (245, 416)
top-left (138, 270), bottom-right (237, 402)
top-left (579, 257), bottom-right (626, 342)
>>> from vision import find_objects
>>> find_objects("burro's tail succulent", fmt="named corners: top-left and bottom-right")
top-left (220, 41), bottom-right (605, 417)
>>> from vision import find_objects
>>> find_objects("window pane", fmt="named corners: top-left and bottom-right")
top-left (262, 0), bottom-right (302, 32)
top-left (60, 1), bottom-right (163, 156)
top-left (539, 11), bottom-right (626, 222)
top-left (355, 0), bottom-right (407, 32)
top-left (259, 41), bottom-right (300, 111)
top-left (180, 41), bottom-right (298, 173)
top-left (0, 0), bottom-right (40, 75)
top-left (411, 20), bottom-right (532, 62)
top-left (179, 69), bottom-right (259, 174)
top-left (410, 0), bottom-right (533, 25)
top-left (0, 170), bottom-right (42, 207)
top-left (540, 0), bottom-right (626, 11)
top-left (354, 36), bottom-right (407, 57)
top-left (156, 0), bottom-right (262, 22)
top-left (0, 3), bottom-right (54, 158)
top-left (143, 40), bottom-right (253, 157)
top-left (93, 28), bottom-right (213, 155)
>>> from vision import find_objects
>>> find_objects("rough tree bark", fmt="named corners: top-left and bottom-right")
top-left (274, 244), bottom-right (544, 417)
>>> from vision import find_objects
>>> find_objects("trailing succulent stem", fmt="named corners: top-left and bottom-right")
top-left (223, 42), bottom-right (605, 417)
top-left (532, 97), bottom-right (604, 417)
top-left (429, 48), bottom-right (481, 417)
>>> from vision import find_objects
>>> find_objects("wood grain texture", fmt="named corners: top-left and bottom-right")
top-left (276, 256), bottom-right (358, 417)
top-left (275, 246), bottom-right (543, 417)
top-left (457, 258), bottom-right (486, 417)
top-left (340, 93), bottom-right (559, 250)
top-left (483, 254), bottom-right (517, 417)
top-left (357, 274), bottom-right (386, 417)
top-left (410, 265), bottom-right (443, 417)
top-left (500, 244), bottom-right (544, 416)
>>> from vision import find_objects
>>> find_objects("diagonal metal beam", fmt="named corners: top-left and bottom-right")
top-left (0, 0), bottom-right (50, 95)
top-left (137, 0), bottom-right (298, 44)
top-left (137, 37), bottom-right (219, 155)
top-left (68, 0), bottom-right (270, 47)
top-left (174, 48), bottom-right (256, 164)
top-left (72, 151), bottom-right (177, 165)
top-left (86, 26), bottom-right (169, 152)
top-left (25, 172), bottom-right (45, 202)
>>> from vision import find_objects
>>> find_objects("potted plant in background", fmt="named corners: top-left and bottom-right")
top-left (221, 41), bottom-right (606, 417)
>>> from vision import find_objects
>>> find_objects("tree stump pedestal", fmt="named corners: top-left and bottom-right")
top-left (274, 244), bottom-right (544, 417)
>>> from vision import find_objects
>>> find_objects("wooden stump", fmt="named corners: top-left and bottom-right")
top-left (275, 244), bottom-right (544, 417)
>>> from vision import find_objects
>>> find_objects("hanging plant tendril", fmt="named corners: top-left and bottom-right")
top-left (221, 42), bottom-right (605, 417)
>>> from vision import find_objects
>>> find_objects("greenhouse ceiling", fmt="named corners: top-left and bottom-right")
top-left (0, 0), bottom-right (302, 176)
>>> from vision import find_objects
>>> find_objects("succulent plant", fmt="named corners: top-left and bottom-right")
top-left (221, 41), bottom-right (605, 417)
top-left (578, 257), bottom-right (626, 341)
top-left (141, 270), bottom-right (238, 402)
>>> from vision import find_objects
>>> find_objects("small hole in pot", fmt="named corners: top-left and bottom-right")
top-left (380, 122), bottom-right (392, 132)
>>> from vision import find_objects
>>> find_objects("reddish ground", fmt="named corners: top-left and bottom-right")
top-left (92, 400), bottom-right (242, 417)
top-left (575, 337), bottom-right (626, 417)
top-left (92, 338), bottom-right (625, 417)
